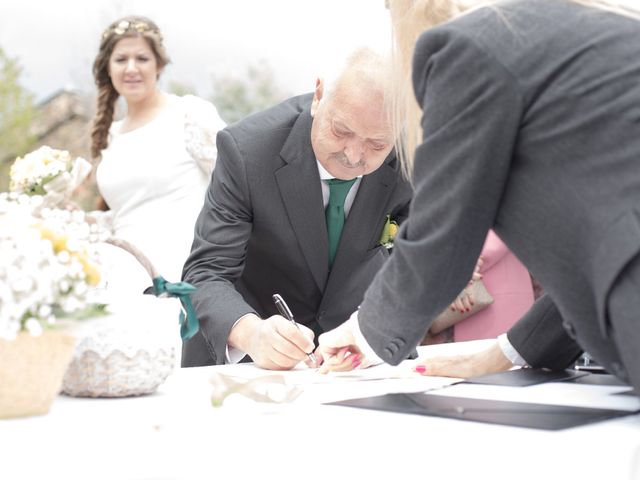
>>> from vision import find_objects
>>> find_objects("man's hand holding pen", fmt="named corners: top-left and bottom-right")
top-left (227, 312), bottom-right (318, 370)
top-left (272, 294), bottom-right (318, 368)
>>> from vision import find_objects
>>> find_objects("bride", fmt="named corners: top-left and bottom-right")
top-left (90, 16), bottom-right (225, 299)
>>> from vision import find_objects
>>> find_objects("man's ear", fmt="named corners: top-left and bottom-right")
top-left (310, 77), bottom-right (324, 117)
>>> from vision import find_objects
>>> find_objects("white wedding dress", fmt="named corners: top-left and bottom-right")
top-left (69, 94), bottom-right (225, 388)
top-left (96, 94), bottom-right (225, 296)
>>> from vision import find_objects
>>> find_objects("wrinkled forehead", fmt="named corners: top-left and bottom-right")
top-left (326, 86), bottom-right (392, 139)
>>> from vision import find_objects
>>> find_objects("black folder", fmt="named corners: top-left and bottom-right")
top-left (327, 392), bottom-right (639, 430)
top-left (462, 368), bottom-right (587, 387)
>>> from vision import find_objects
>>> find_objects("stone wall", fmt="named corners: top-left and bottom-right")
top-left (8, 90), bottom-right (100, 209)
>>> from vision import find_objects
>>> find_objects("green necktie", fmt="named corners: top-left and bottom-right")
top-left (325, 178), bottom-right (357, 266)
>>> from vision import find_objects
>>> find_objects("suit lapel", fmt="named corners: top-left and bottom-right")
top-left (275, 109), bottom-right (330, 291)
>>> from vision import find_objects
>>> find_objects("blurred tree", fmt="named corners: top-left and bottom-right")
top-left (168, 80), bottom-right (197, 97)
top-left (211, 60), bottom-right (289, 125)
top-left (0, 47), bottom-right (37, 191)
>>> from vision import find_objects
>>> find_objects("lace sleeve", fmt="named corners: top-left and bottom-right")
top-left (182, 95), bottom-right (226, 177)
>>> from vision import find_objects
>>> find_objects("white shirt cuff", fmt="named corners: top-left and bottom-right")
top-left (225, 345), bottom-right (248, 364)
top-left (498, 333), bottom-right (528, 367)
top-left (350, 310), bottom-right (383, 366)
top-left (225, 314), bottom-right (252, 364)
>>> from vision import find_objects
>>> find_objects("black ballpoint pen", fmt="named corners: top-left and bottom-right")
top-left (272, 293), bottom-right (318, 366)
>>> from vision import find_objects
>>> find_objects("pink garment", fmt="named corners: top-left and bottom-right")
top-left (454, 230), bottom-right (534, 342)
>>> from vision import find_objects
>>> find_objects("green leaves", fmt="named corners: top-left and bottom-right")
top-left (210, 60), bottom-right (289, 124)
top-left (0, 46), bottom-right (37, 191)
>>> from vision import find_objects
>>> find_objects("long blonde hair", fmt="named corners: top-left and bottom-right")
top-left (90, 16), bottom-right (170, 160)
top-left (388, 0), bottom-right (640, 179)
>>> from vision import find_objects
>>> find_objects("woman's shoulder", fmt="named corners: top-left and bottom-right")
top-left (422, 0), bottom-right (618, 54)
top-left (168, 94), bottom-right (224, 129)
top-left (171, 94), bottom-right (225, 172)
top-left (170, 94), bottom-right (217, 114)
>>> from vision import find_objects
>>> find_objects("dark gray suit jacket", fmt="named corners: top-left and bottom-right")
top-left (357, 0), bottom-right (640, 392)
top-left (181, 94), bottom-right (413, 366)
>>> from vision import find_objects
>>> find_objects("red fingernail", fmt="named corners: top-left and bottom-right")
top-left (351, 354), bottom-right (361, 364)
top-left (415, 365), bottom-right (427, 374)
top-left (352, 359), bottom-right (362, 369)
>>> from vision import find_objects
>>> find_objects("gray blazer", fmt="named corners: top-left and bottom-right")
top-left (357, 0), bottom-right (640, 392)
top-left (181, 94), bottom-right (413, 366)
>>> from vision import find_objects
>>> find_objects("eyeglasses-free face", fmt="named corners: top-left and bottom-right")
top-left (108, 36), bottom-right (161, 105)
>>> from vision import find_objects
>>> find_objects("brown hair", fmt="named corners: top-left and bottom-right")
top-left (90, 16), bottom-right (171, 160)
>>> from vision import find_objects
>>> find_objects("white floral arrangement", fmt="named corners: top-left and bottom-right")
top-left (9, 146), bottom-right (92, 207)
top-left (0, 192), bottom-right (107, 341)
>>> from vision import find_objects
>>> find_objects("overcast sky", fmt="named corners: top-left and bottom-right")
top-left (0, 0), bottom-right (391, 103)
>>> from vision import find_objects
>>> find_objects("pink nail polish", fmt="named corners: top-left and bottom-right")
top-left (415, 365), bottom-right (426, 374)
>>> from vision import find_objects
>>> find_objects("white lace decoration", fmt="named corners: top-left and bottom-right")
top-left (182, 95), bottom-right (226, 177)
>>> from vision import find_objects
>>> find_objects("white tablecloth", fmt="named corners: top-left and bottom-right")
top-left (2, 341), bottom-right (639, 480)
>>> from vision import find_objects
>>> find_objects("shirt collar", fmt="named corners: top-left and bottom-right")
top-left (316, 159), bottom-right (362, 181)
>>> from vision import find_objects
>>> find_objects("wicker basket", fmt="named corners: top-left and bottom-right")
top-left (61, 237), bottom-right (178, 398)
top-left (0, 331), bottom-right (76, 419)
top-left (62, 343), bottom-right (175, 398)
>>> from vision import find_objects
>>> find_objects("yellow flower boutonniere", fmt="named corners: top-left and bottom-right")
top-left (379, 214), bottom-right (398, 249)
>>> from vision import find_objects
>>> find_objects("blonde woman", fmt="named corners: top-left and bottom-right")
top-left (318, 0), bottom-right (640, 397)
top-left (91, 16), bottom-right (225, 294)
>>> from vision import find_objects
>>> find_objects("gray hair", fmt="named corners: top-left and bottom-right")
top-left (320, 47), bottom-right (392, 105)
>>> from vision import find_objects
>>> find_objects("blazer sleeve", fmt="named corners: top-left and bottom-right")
top-left (357, 26), bottom-right (525, 364)
top-left (391, 191), bottom-right (411, 227)
top-left (181, 128), bottom-right (256, 365)
top-left (507, 294), bottom-right (583, 369)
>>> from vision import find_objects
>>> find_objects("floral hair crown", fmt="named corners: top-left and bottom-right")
top-left (102, 19), bottom-right (162, 41)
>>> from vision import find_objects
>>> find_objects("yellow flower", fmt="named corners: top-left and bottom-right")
top-left (36, 224), bottom-right (101, 286)
top-left (74, 252), bottom-right (101, 286)
top-left (37, 225), bottom-right (69, 253)
top-left (379, 215), bottom-right (399, 248)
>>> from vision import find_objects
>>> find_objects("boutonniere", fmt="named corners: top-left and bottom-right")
top-left (379, 214), bottom-right (398, 249)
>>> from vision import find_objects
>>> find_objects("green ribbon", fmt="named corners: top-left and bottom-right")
top-left (152, 276), bottom-right (199, 340)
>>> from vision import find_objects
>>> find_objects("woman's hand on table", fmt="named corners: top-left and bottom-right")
top-left (414, 340), bottom-right (513, 378)
top-left (317, 320), bottom-right (370, 373)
